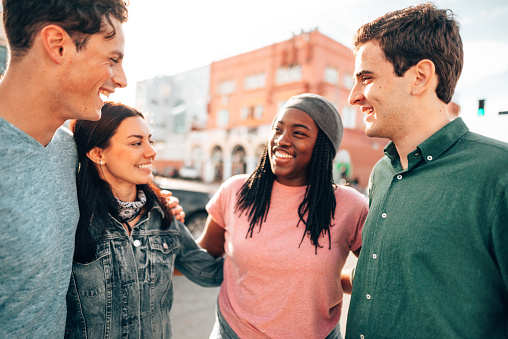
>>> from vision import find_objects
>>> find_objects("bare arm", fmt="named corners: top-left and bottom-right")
top-left (341, 247), bottom-right (361, 294)
top-left (197, 215), bottom-right (226, 258)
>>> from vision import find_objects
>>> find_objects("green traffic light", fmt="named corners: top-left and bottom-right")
top-left (478, 99), bottom-right (485, 116)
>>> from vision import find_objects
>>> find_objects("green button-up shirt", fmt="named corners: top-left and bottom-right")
top-left (346, 118), bottom-right (508, 338)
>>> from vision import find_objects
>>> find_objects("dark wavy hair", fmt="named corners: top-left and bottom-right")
top-left (352, 3), bottom-right (463, 104)
top-left (2, 0), bottom-right (129, 60)
top-left (70, 102), bottom-right (172, 263)
top-left (235, 129), bottom-right (337, 254)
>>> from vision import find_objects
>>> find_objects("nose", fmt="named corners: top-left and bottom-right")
top-left (275, 131), bottom-right (291, 146)
top-left (348, 82), bottom-right (364, 106)
top-left (145, 142), bottom-right (157, 159)
top-left (113, 64), bottom-right (128, 89)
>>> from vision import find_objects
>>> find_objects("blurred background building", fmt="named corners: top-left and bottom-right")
top-left (143, 30), bottom-right (389, 191)
top-left (136, 66), bottom-right (210, 178)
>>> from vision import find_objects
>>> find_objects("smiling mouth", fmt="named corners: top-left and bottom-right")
top-left (136, 164), bottom-right (152, 170)
top-left (274, 150), bottom-right (294, 159)
top-left (362, 107), bottom-right (374, 115)
top-left (99, 89), bottom-right (110, 101)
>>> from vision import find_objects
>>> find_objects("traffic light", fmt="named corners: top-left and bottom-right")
top-left (478, 99), bottom-right (485, 116)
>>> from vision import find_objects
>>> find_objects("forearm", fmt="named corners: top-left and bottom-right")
top-left (197, 215), bottom-right (226, 258)
top-left (175, 220), bottom-right (224, 286)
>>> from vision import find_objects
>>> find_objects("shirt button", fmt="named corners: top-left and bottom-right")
top-left (366, 294), bottom-right (371, 300)
top-left (372, 253), bottom-right (377, 259)
top-left (163, 243), bottom-right (169, 250)
top-left (396, 174), bottom-right (402, 180)
top-left (427, 155), bottom-right (433, 161)
top-left (381, 213), bottom-right (387, 218)
top-left (133, 240), bottom-right (141, 247)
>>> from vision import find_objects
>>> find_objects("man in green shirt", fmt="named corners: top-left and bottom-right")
top-left (345, 3), bottom-right (508, 338)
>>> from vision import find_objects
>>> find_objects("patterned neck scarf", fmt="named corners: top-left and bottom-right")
top-left (116, 190), bottom-right (147, 222)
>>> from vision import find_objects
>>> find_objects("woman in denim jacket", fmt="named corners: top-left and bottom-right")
top-left (65, 102), bottom-right (223, 338)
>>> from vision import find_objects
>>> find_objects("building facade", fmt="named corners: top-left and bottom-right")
top-left (189, 30), bottom-right (386, 191)
top-left (136, 66), bottom-right (210, 177)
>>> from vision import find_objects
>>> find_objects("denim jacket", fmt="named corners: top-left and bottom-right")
top-left (65, 203), bottom-right (223, 338)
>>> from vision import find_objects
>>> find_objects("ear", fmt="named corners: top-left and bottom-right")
top-left (412, 59), bottom-right (437, 96)
top-left (86, 147), bottom-right (105, 165)
top-left (40, 24), bottom-right (73, 65)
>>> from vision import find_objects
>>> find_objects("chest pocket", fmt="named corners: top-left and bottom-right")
top-left (71, 246), bottom-right (112, 296)
top-left (145, 235), bottom-right (179, 284)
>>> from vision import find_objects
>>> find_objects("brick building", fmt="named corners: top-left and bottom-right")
top-left (186, 30), bottom-right (386, 191)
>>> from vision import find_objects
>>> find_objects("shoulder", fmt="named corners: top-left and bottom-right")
top-left (50, 125), bottom-right (77, 153)
top-left (367, 154), bottom-right (392, 183)
top-left (458, 132), bottom-right (508, 181)
top-left (335, 185), bottom-right (368, 207)
top-left (54, 125), bottom-right (76, 145)
top-left (218, 174), bottom-right (249, 192)
top-left (207, 175), bottom-right (249, 210)
top-left (372, 155), bottom-right (392, 173)
top-left (51, 125), bottom-right (78, 168)
top-left (461, 132), bottom-right (508, 156)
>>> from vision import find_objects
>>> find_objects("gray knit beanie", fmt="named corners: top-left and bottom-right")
top-left (281, 93), bottom-right (343, 155)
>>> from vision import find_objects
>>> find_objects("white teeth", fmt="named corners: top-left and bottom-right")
top-left (363, 107), bottom-right (374, 115)
top-left (99, 89), bottom-right (110, 99)
top-left (136, 164), bottom-right (152, 170)
top-left (275, 151), bottom-right (293, 159)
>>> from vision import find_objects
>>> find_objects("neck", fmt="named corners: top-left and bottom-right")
top-left (394, 105), bottom-right (450, 170)
top-left (113, 186), bottom-right (139, 202)
top-left (0, 65), bottom-right (66, 146)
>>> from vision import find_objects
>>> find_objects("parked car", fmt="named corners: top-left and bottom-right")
top-left (178, 166), bottom-right (201, 180)
top-left (156, 178), bottom-right (216, 239)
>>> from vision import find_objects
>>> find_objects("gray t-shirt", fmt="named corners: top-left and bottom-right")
top-left (0, 117), bottom-right (79, 338)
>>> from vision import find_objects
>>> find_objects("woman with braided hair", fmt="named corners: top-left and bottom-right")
top-left (199, 93), bottom-right (368, 339)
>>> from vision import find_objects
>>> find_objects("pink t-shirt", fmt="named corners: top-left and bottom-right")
top-left (206, 175), bottom-right (368, 338)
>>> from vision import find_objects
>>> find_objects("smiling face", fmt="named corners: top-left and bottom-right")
top-left (349, 41), bottom-right (414, 142)
top-left (268, 108), bottom-right (319, 187)
top-left (96, 116), bottom-right (156, 197)
top-left (59, 17), bottom-right (127, 122)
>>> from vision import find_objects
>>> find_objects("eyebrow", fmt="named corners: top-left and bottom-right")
top-left (127, 134), bottom-right (144, 139)
top-left (354, 70), bottom-right (374, 78)
top-left (112, 50), bottom-right (124, 60)
top-left (277, 121), bottom-right (311, 131)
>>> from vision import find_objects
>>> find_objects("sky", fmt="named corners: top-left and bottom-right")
top-left (109, 0), bottom-right (508, 142)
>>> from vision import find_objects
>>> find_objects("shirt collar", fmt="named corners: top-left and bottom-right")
top-left (384, 118), bottom-right (469, 168)
top-left (417, 117), bottom-right (469, 163)
top-left (150, 202), bottom-right (165, 216)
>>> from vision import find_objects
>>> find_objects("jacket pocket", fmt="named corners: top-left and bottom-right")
top-left (146, 235), bottom-right (179, 283)
top-left (67, 248), bottom-right (112, 338)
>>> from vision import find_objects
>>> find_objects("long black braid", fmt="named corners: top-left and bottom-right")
top-left (235, 129), bottom-right (337, 253)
